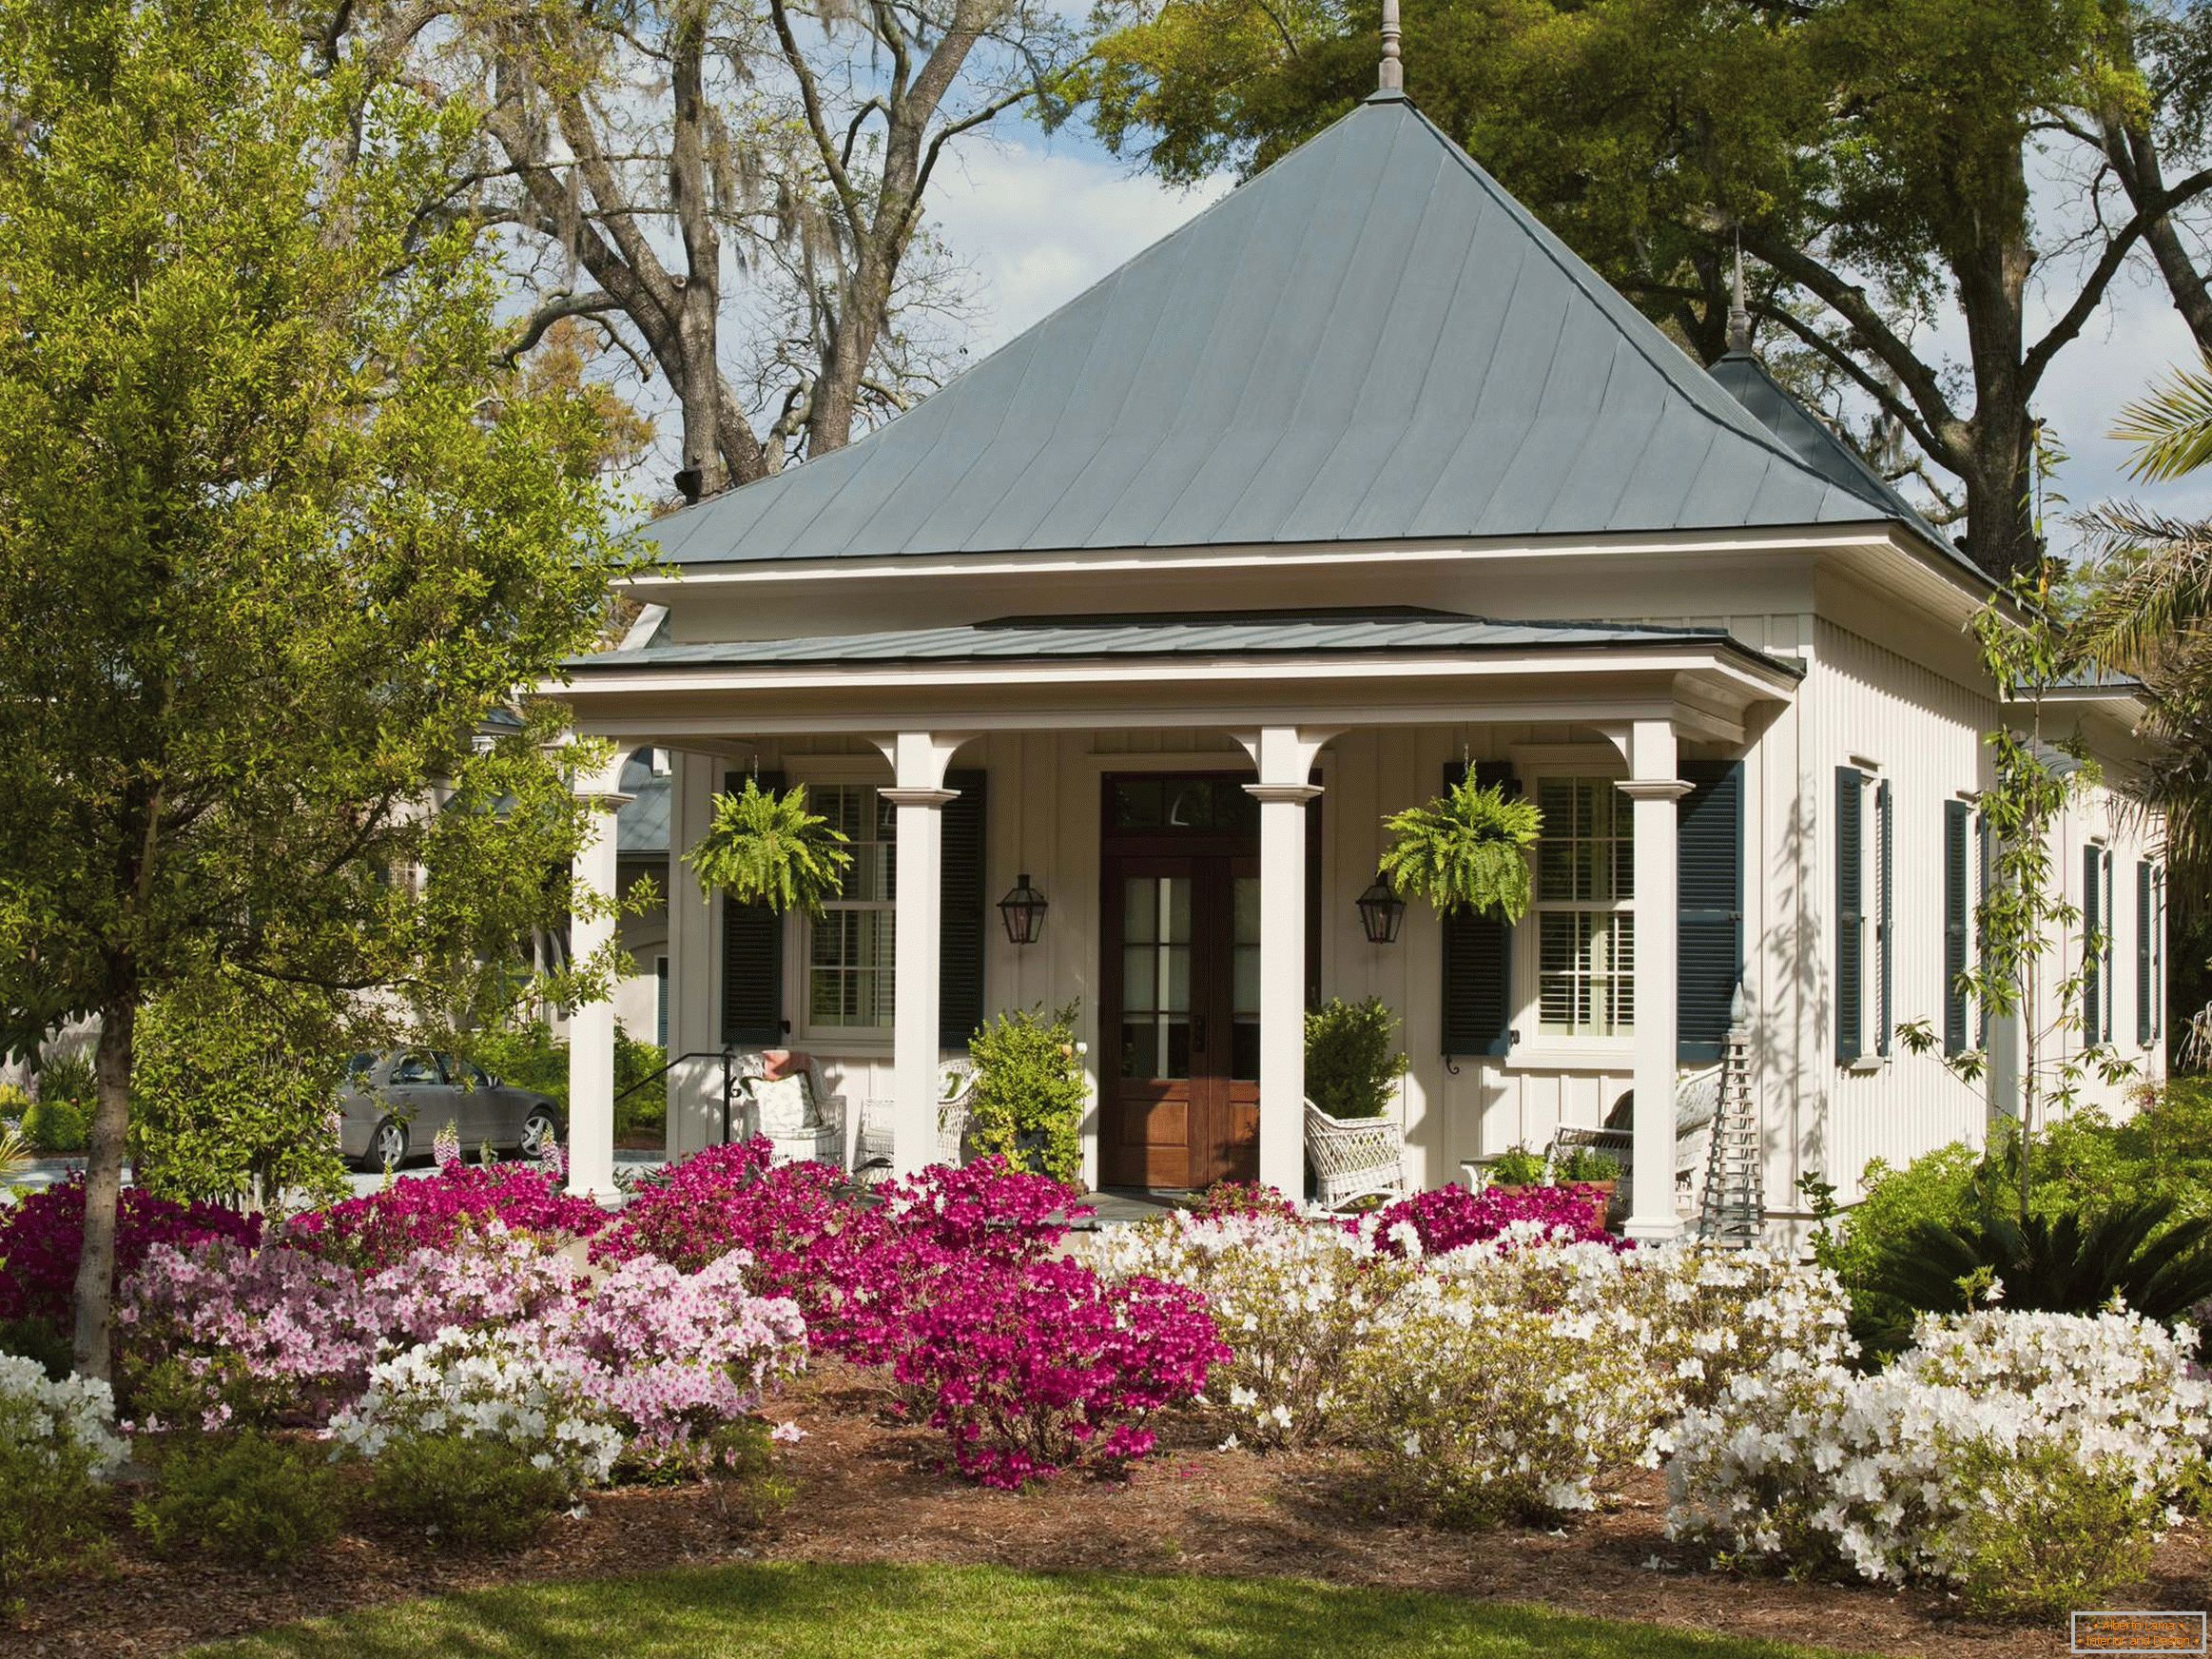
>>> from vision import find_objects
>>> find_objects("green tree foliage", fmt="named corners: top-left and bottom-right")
top-left (0, 0), bottom-right (637, 1377)
top-left (686, 779), bottom-right (854, 917)
top-left (127, 973), bottom-right (353, 1213)
top-left (1303, 996), bottom-right (1403, 1119)
top-left (966, 1004), bottom-right (1087, 1181)
top-left (1082, 0), bottom-right (2212, 577)
top-left (1376, 775), bottom-right (1540, 921)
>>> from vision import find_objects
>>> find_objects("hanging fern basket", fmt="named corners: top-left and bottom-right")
top-left (1376, 774), bottom-right (1543, 922)
top-left (684, 776), bottom-right (853, 917)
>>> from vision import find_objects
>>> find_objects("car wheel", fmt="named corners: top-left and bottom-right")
top-left (371, 1118), bottom-right (408, 1171)
top-left (518, 1110), bottom-right (560, 1160)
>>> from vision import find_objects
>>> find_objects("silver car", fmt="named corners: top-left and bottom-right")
top-left (338, 1050), bottom-right (563, 1171)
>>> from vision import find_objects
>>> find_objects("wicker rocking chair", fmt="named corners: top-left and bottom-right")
top-left (1303, 1099), bottom-right (1410, 1211)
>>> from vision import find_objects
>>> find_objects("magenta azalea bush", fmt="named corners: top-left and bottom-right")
top-left (1360, 1181), bottom-right (1622, 1259)
top-left (281, 1159), bottom-right (607, 1270)
top-left (896, 1257), bottom-right (1227, 1489)
top-left (0, 1179), bottom-right (262, 1326)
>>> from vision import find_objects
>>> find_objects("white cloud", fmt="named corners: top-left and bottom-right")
top-left (928, 142), bottom-right (1234, 358)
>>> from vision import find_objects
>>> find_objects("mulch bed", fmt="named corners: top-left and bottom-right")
top-left (18, 1362), bottom-right (2209, 1657)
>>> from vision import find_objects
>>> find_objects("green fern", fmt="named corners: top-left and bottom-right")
top-left (1376, 776), bottom-right (1542, 922)
top-left (684, 777), bottom-right (853, 917)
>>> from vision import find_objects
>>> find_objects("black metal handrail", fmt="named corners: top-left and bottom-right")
top-left (611, 1046), bottom-right (748, 1145)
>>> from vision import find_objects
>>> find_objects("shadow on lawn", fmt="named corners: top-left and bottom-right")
top-left (194, 1562), bottom-right (1861, 1659)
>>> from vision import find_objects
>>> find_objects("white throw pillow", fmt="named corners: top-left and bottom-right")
top-left (753, 1073), bottom-right (816, 1136)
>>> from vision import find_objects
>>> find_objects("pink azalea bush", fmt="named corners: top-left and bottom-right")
top-left (1359, 1181), bottom-right (1622, 1260)
top-left (282, 1159), bottom-right (607, 1270)
top-left (895, 1257), bottom-right (1228, 1489)
top-left (0, 1179), bottom-right (262, 1326)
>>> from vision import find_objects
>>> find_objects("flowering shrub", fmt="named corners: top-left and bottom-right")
top-left (1667, 1305), bottom-right (2212, 1612)
top-left (534, 1250), bottom-right (805, 1479)
top-left (0, 1355), bottom-right (127, 1607)
top-left (0, 1178), bottom-right (261, 1326)
top-left (283, 1160), bottom-right (607, 1271)
top-left (896, 1257), bottom-right (1226, 1489)
top-left (1358, 1181), bottom-right (1620, 1260)
top-left (1345, 1261), bottom-right (1669, 1525)
top-left (1083, 1208), bottom-right (1409, 1449)
top-left (331, 1325), bottom-right (625, 1492)
top-left (118, 1226), bottom-right (584, 1428)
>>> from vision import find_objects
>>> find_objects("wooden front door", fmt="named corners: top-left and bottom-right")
top-left (1098, 776), bottom-right (1264, 1189)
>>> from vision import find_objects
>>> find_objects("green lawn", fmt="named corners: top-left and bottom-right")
top-left (190, 1562), bottom-right (1871, 1659)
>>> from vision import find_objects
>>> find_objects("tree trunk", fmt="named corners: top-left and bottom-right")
top-left (1950, 150), bottom-right (2040, 581)
top-left (71, 990), bottom-right (137, 1381)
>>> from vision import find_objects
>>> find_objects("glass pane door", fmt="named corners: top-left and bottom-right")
top-left (1119, 876), bottom-right (1192, 1081)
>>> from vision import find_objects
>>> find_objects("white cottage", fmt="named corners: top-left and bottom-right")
top-left (550, 84), bottom-right (2163, 1239)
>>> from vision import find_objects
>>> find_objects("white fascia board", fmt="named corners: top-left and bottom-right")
top-left (619, 525), bottom-right (1895, 593)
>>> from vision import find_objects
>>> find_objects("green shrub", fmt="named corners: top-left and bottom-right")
top-left (467, 1021), bottom-right (665, 1141)
top-left (133, 1433), bottom-right (341, 1570)
top-left (0, 1317), bottom-right (72, 1381)
top-left (20, 1093), bottom-right (87, 1153)
top-left (362, 1431), bottom-right (571, 1552)
top-left (1928, 1438), bottom-right (2165, 1617)
top-left (1303, 997), bottom-right (1402, 1120)
top-left (966, 1003), bottom-right (1086, 1181)
top-left (0, 1393), bottom-right (110, 1610)
top-left (1484, 1145), bottom-right (1547, 1187)
top-left (33, 1048), bottom-right (94, 1109)
top-left (0, 1083), bottom-right (29, 1121)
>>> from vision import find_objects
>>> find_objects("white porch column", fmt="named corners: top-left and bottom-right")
top-left (1620, 720), bottom-right (1689, 1241)
top-left (567, 752), bottom-right (634, 1199)
top-left (878, 732), bottom-right (971, 1176)
top-left (1242, 727), bottom-right (1333, 1198)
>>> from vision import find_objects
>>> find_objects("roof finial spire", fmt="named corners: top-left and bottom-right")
top-left (1726, 228), bottom-right (1753, 356)
top-left (1379, 0), bottom-right (1404, 92)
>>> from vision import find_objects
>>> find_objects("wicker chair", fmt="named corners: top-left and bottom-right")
top-left (732, 1051), bottom-right (847, 1167)
top-left (1540, 1063), bottom-right (1722, 1219)
top-left (1304, 1099), bottom-right (1410, 1211)
top-left (855, 1061), bottom-right (978, 1180)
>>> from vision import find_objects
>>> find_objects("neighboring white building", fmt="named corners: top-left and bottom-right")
top-left (549, 88), bottom-right (2163, 1237)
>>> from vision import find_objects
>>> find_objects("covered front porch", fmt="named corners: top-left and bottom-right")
top-left (553, 611), bottom-right (1798, 1240)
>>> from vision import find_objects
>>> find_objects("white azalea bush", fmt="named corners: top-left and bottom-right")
top-left (332, 1327), bottom-right (624, 1549)
top-left (1081, 1208), bottom-right (1412, 1448)
top-left (1666, 1305), bottom-right (2212, 1613)
top-left (1345, 1262), bottom-right (1669, 1524)
top-left (0, 1354), bottom-right (128, 1606)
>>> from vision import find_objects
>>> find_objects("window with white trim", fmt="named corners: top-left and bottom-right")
top-left (1533, 776), bottom-right (1635, 1038)
top-left (805, 784), bottom-right (897, 1031)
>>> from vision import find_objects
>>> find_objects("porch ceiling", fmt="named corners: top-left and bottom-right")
top-left (548, 608), bottom-right (1798, 751)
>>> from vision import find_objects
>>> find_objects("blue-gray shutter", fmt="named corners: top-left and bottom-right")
top-left (939, 770), bottom-right (988, 1047)
top-left (1676, 760), bottom-right (1742, 1063)
top-left (720, 770), bottom-right (787, 1045)
top-left (2082, 844), bottom-right (2103, 1044)
top-left (1943, 802), bottom-right (1970, 1055)
top-left (2105, 849), bottom-right (2116, 1043)
top-left (1876, 778), bottom-right (1893, 1057)
top-left (1835, 767), bottom-right (1863, 1064)
top-left (2138, 860), bottom-right (2154, 1047)
top-left (1441, 760), bottom-right (1516, 1056)
top-left (1976, 812), bottom-right (1990, 1049)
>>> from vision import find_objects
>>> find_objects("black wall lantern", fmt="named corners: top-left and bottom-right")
top-left (1356, 877), bottom-right (1406, 945)
top-left (998, 872), bottom-right (1049, 945)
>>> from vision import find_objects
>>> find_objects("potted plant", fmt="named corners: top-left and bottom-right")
top-left (1376, 772), bottom-right (1542, 920)
top-left (684, 776), bottom-right (852, 915)
top-left (1304, 997), bottom-right (1404, 1119)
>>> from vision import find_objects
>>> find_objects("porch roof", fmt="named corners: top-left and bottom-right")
top-left (566, 607), bottom-right (1803, 679)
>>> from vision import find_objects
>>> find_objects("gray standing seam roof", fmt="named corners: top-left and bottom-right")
top-left (566, 608), bottom-right (1802, 678)
top-left (644, 93), bottom-right (1950, 571)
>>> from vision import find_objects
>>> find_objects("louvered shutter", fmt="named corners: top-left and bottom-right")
top-left (1976, 812), bottom-right (1990, 1049)
top-left (2082, 844), bottom-right (2103, 1044)
top-left (2105, 849), bottom-right (2116, 1043)
top-left (1441, 760), bottom-right (1516, 1057)
top-left (1677, 761), bottom-right (1742, 1063)
top-left (1835, 767), bottom-right (1863, 1064)
top-left (1876, 778), bottom-right (1893, 1057)
top-left (939, 770), bottom-right (988, 1047)
top-left (2138, 860), bottom-right (2155, 1047)
top-left (1943, 802), bottom-right (1970, 1055)
top-left (720, 770), bottom-right (787, 1045)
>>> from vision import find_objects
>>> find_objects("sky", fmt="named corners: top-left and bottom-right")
top-left (912, 120), bottom-right (2212, 554)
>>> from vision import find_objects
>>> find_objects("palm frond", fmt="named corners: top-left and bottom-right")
top-left (2113, 355), bottom-right (2212, 482)
top-left (2071, 500), bottom-right (2212, 672)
